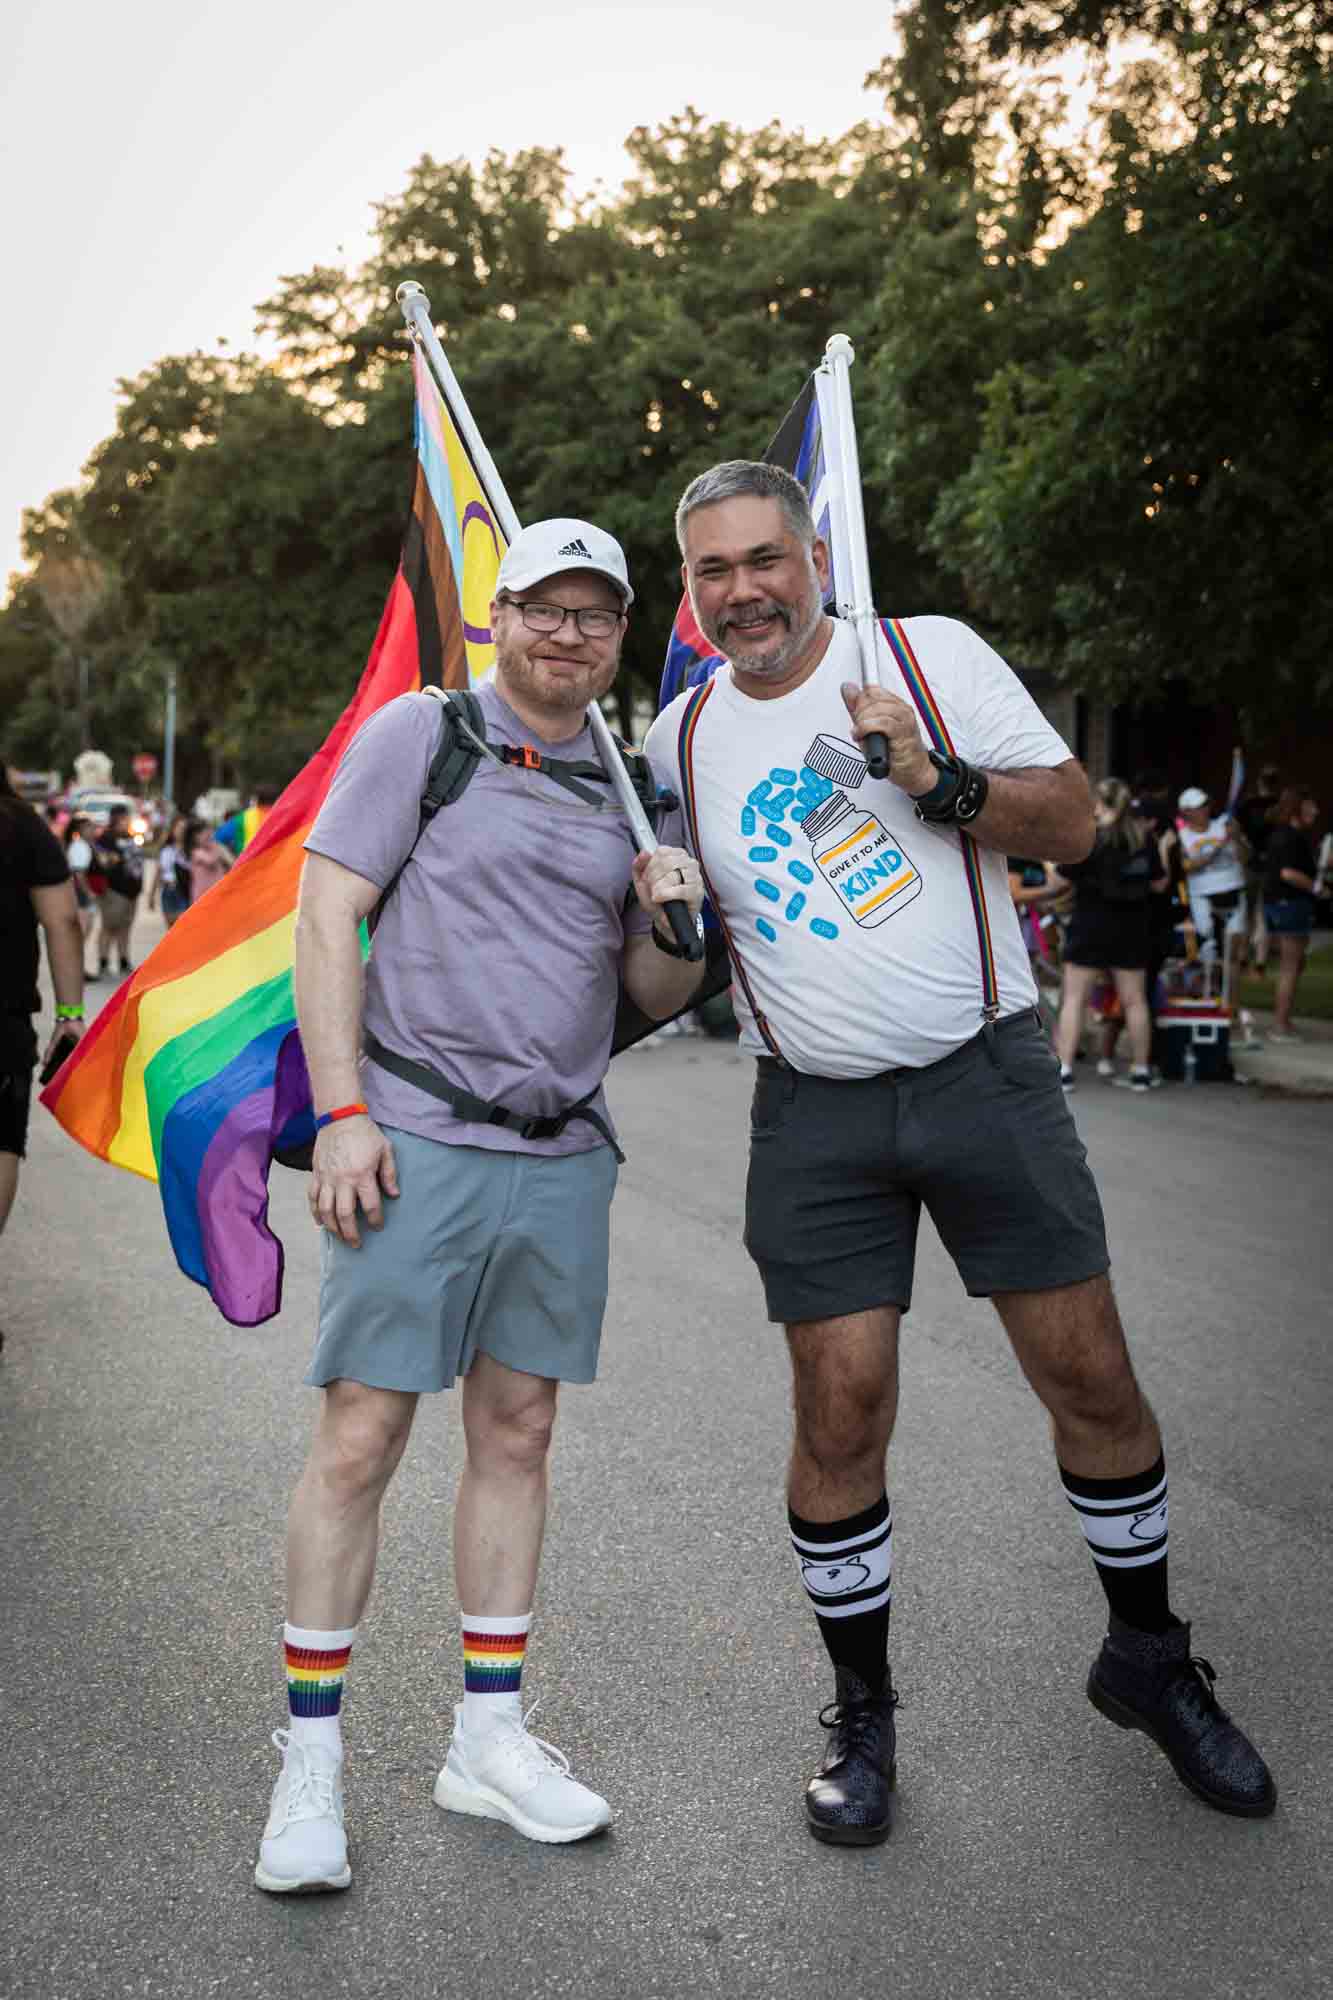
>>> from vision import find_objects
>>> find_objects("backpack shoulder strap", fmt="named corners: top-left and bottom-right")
top-left (369, 688), bottom-right (485, 934)
top-left (420, 686), bottom-right (486, 817)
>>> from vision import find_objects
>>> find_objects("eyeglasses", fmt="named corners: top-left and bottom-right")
top-left (499, 595), bottom-right (624, 641)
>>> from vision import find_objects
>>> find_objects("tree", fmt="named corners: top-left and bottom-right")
top-left (930, 67), bottom-right (1333, 707)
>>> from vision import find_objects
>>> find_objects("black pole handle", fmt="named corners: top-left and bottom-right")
top-left (665, 899), bottom-right (705, 961)
top-left (863, 731), bottom-right (891, 781)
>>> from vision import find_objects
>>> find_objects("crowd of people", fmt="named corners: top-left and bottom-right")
top-left (49, 803), bottom-right (257, 981)
top-left (1008, 767), bottom-right (1326, 1088)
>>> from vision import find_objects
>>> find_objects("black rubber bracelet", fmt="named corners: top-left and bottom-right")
top-left (910, 753), bottom-right (961, 814)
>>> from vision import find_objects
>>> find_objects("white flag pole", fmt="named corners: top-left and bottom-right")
top-left (395, 280), bottom-right (702, 959)
top-left (819, 333), bottom-right (890, 779)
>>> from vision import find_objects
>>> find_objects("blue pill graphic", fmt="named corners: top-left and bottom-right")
top-left (767, 789), bottom-right (796, 815)
top-left (769, 766), bottom-right (798, 785)
top-left (757, 918), bottom-right (778, 942)
top-left (765, 823), bottom-right (793, 848)
top-left (810, 918), bottom-right (839, 940)
top-left (785, 892), bottom-right (807, 922)
top-left (740, 806), bottom-right (756, 836)
top-left (790, 804), bottom-right (810, 824)
top-left (755, 878), bottom-right (780, 903)
top-left (747, 781), bottom-right (773, 807)
top-left (788, 860), bottom-right (814, 885)
top-left (749, 845), bottom-right (778, 863)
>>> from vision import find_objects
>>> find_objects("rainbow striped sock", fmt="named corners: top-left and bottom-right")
top-left (461, 1613), bottom-right (530, 1734)
top-left (285, 1621), bottom-right (355, 1732)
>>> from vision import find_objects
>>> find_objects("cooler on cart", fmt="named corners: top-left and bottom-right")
top-left (1153, 957), bottom-right (1233, 1081)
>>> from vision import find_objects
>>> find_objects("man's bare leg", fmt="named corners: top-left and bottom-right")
top-left (436, 1353), bottom-right (611, 1843)
top-left (287, 1380), bottom-right (418, 1629)
top-left (786, 1308), bottom-right (900, 1845)
top-left (455, 1353), bottom-right (558, 1617)
top-left (256, 1380), bottom-right (418, 1896)
top-left (995, 1274), bottom-right (1274, 1815)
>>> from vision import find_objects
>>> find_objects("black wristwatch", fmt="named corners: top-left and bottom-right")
top-left (911, 751), bottom-right (989, 826)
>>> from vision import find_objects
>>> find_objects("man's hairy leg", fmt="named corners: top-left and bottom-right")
top-left (994, 1274), bottom-right (1159, 1478)
top-left (786, 1308), bottom-right (901, 1519)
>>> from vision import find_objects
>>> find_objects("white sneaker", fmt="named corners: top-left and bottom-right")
top-left (434, 1702), bottom-right (611, 1844)
top-left (1096, 1059), bottom-right (1116, 1079)
top-left (254, 1729), bottom-right (351, 1893)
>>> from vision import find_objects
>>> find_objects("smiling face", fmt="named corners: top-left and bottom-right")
top-left (681, 495), bottom-right (832, 697)
top-left (490, 568), bottom-right (626, 735)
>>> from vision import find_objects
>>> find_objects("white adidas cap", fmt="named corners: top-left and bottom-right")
top-left (495, 517), bottom-right (634, 606)
top-left (1178, 786), bottom-right (1209, 809)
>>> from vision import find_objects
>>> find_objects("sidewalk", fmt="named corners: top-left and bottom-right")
top-left (1228, 1004), bottom-right (1333, 1097)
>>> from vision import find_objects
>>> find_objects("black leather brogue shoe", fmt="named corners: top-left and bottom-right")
top-left (1088, 1616), bottom-right (1276, 1817)
top-left (804, 1665), bottom-right (898, 1846)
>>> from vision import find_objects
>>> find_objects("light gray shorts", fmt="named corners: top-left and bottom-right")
top-left (306, 1126), bottom-right (620, 1393)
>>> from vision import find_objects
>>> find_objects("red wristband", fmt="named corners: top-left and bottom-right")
top-left (314, 1102), bottom-right (369, 1131)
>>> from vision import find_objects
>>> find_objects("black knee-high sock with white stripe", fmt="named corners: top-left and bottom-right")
top-left (1061, 1453), bottom-right (1172, 1633)
top-left (789, 1494), bottom-right (892, 1693)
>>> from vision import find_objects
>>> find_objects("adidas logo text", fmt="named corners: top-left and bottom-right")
top-left (556, 538), bottom-right (592, 558)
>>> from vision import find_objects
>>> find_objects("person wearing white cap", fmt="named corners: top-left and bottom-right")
top-left (1177, 786), bottom-right (1248, 972)
top-left (254, 518), bottom-right (706, 1893)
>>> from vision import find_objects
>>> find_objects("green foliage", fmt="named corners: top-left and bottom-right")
top-left (932, 67), bottom-right (1333, 704)
top-left (2, 0), bottom-right (1329, 786)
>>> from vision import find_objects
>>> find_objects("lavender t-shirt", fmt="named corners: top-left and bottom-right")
top-left (304, 684), bottom-right (668, 1156)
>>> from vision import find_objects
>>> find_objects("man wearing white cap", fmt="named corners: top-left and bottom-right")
top-left (254, 519), bottom-right (705, 1892)
top-left (1177, 786), bottom-right (1247, 970)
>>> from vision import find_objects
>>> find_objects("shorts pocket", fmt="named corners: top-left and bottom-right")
top-left (750, 1061), bottom-right (798, 1137)
top-left (996, 1022), bottom-right (1063, 1094)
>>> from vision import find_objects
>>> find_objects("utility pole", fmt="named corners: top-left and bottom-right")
top-left (163, 663), bottom-right (178, 809)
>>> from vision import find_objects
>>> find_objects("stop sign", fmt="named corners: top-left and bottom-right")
top-left (132, 752), bottom-right (159, 782)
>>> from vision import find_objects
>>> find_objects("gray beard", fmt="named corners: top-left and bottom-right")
top-left (717, 595), bottom-right (826, 683)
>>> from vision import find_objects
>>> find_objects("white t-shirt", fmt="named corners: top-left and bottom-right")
top-left (65, 836), bottom-right (92, 871)
top-left (646, 616), bottom-right (1074, 1075)
top-left (1179, 819), bottom-right (1245, 907)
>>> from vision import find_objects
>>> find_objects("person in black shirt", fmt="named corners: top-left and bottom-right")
top-left (1237, 765), bottom-right (1282, 974)
top-left (1051, 778), bottom-right (1167, 1091)
top-left (0, 760), bottom-right (86, 1258)
top-left (91, 803), bottom-right (144, 978)
top-left (1262, 787), bottom-right (1321, 1040)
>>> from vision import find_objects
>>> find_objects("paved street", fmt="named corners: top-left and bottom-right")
top-left (3, 957), bottom-right (1332, 2000)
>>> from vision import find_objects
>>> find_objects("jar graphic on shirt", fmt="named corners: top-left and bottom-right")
top-left (803, 792), bottom-right (923, 927)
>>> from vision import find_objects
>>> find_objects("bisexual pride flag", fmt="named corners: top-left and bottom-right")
top-left (658, 371), bottom-right (843, 708)
top-left (43, 346), bottom-right (508, 1328)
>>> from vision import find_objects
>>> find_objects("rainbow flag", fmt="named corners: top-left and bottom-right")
top-left (215, 803), bottom-right (270, 856)
top-left (42, 346), bottom-right (508, 1328)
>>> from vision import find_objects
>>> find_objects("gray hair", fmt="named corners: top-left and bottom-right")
top-left (675, 459), bottom-right (816, 555)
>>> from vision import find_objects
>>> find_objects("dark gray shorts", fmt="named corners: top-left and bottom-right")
top-left (307, 1127), bottom-right (619, 1393)
top-left (744, 1010), bottom-right (1109, 1324)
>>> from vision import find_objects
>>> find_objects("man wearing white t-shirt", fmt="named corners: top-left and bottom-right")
top-left (1177, 786), bottom-right (1247, 971)
top-left (646, 460), bottom-right (1275, 1843)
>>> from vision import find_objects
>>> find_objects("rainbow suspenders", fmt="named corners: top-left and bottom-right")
top-left (675, 617), bottom-right (1000, 1062)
